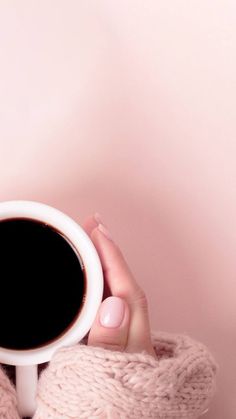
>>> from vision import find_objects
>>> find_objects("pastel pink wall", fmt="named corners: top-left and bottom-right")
top-left (0, 2), bottom-right (235, 417)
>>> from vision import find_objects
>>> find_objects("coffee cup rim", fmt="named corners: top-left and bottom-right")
top-left (0, 200), bottom-right (103, 365)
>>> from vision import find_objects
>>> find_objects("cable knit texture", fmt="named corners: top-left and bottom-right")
top-left (0, 367), bottom-right (20, 419)
top-left (33, 331), bottom-right (218, 419)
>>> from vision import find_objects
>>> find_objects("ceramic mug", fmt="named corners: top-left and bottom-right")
top-left (0, 200), bottom-right (104, 417)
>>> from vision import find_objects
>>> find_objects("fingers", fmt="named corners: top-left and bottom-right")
top-left (90, 225), bottom-right (142, 302)
top-left (82, 215), bottom-right (156, 357)
top-left (82, 215), bottom-right (98, 236)
top-left (87, 296), bottom-right (130, 351)
top-left (82, 214), bottom-right (112, 300)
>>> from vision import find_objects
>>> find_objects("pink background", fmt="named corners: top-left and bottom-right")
top-left (0, 2), bottom-right (235, 417)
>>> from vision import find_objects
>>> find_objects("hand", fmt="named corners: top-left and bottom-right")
top-left (82, 214), bottom-right (157, 358)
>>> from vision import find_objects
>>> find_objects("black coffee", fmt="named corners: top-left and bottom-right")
top-left (0, 218), bottom-right (86, 350)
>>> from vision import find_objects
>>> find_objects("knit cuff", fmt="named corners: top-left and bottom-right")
top-left (0, 366), bottom-right (20, 419)
top-left (34, 331), bottom-right (218, 419)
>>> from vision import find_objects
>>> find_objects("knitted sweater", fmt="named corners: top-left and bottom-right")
top-left (0, 331), bottom-right (218, 419)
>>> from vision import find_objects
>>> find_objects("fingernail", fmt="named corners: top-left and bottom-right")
top-left (94, 212), bottom-right (103, 225)
top-left (99, 296), bottom-right (125, 328)
top-left (200, 409), bottom-right (209, 416)
top-left (98, 223), bottom-right (113, 241)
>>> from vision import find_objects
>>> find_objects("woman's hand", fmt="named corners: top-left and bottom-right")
top-left (82, 214), bottom-right (157, 358)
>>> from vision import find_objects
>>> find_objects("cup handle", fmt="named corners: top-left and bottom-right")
top-left (16, 365), bottom-right (38, 417)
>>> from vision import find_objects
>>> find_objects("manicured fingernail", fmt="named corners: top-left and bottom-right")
top-left (94, 212), bottom-right (103, 225)
top-left (200, 409), bottom-right (209, 416)
top-left (98, 223), bottom-right (113, 241)
top-left (99, 297), bottom-right (125, 328)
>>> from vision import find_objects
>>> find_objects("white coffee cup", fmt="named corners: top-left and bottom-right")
top-left (0, 200), bottom-right (104, 417)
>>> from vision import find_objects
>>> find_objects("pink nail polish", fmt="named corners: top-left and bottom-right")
top-left (98, 223), bottom-right (113, 241)
top-left (94, 212), bottom-right (102, 225)
top-left (99, 297), bottom-right (125, 328)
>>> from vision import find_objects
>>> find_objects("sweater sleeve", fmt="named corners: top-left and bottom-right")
top-left (33, 331), bottom-right (218, 419)
top-left (0, 367), bottom-right (20, 419)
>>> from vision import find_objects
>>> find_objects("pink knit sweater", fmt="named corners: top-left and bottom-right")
top-left (0, 331), bottom-right (218, 419)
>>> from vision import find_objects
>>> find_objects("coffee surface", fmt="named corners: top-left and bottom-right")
top-left (0, 218), bottom-right (85, 349)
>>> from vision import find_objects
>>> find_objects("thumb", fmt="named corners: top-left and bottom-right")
top-left (87, 296), bottom-right (130, 352)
